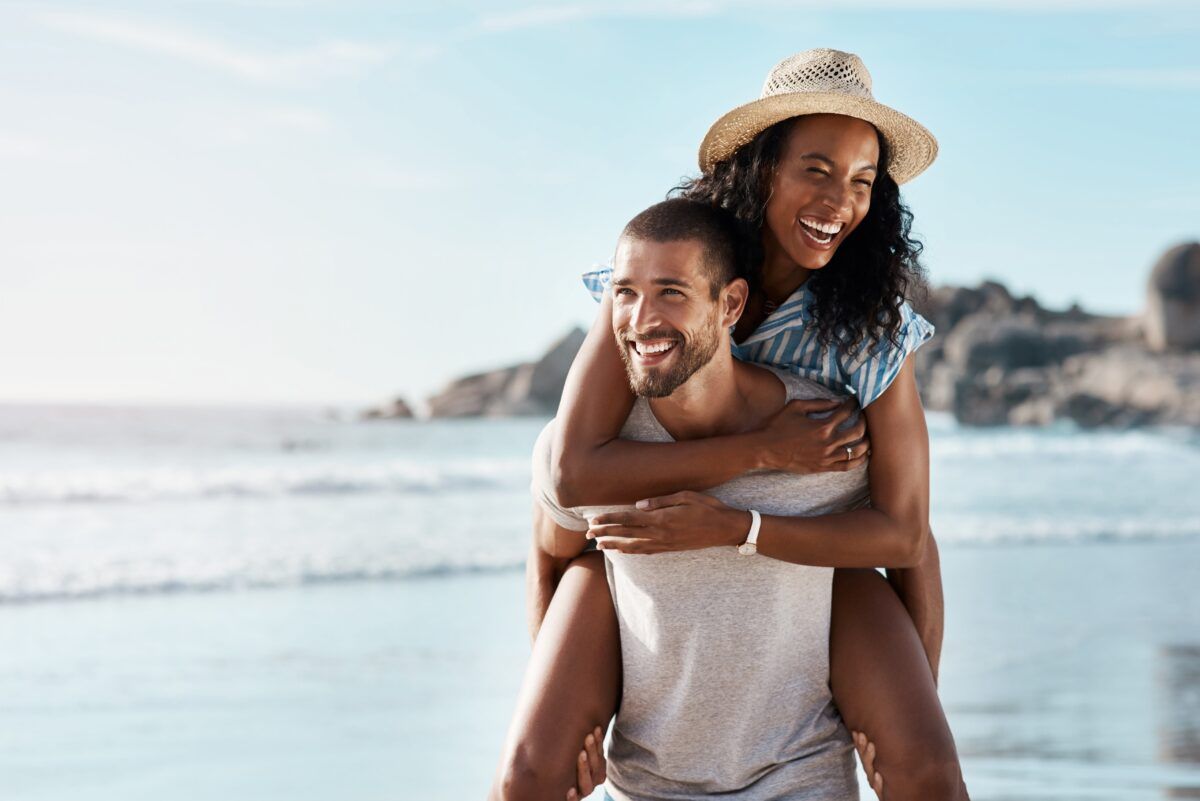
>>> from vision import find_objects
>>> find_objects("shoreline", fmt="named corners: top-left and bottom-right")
top-left (1, 538), bottom-right (1198, 799)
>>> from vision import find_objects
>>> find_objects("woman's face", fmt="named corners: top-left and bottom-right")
top-left (761, 113), bottom-right (881, 275)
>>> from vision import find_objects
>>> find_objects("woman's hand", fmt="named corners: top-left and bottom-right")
top-left (565, 726), bottom-right (607, 801)
top-left (586, 492), bottom-right (747, 554)
top-left (755, 396), bottom-right (870, 474)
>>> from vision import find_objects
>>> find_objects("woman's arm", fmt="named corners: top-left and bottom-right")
top-left (743, 353), bottom-right (932, 569)
top-left (551, 292), bottom-right (866, 507)
top-left (587, 355), bottom-right (931, 570)
top-left (885, 530), bottom-right (944, 683)
top-left (860, 358), bottom-right (943, 679)
top-left (587, 354), bottom-right (944, 670)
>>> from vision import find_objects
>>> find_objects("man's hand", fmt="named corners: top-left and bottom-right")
top-left (852, 730), bottom-right (883, 800)
top-left (565, 726), bottom-right (607, 800)
top-left (586, 491), bottom-right (744, 554)
top-left (756, 397), bottom-right (870, 473)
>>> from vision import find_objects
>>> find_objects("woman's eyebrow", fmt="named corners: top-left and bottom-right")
top-left (799, 152), bottom-right (877, 172)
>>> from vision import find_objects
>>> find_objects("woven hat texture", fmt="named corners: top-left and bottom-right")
top-left (698, 48), bottom-right (938, 185)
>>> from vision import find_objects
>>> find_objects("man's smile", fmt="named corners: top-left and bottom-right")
top-left (628, 338), bottom-right (680, 365)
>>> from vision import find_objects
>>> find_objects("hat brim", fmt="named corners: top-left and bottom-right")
top-left (698, 92), bottom-right (938, 185)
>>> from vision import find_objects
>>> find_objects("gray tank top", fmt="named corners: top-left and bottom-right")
top-left (531, 365), bottom-right (867, 800)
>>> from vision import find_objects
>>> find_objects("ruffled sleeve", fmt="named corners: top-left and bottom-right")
top-left (838, 301), bottom-right (935, 408)
top-left (581, 265), bottom-right (613, 304)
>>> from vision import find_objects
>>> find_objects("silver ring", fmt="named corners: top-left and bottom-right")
top-left (845, 445), bottom-right (853, 461)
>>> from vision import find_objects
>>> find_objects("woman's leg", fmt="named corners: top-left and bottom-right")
top-left (830, 567), bottom-right (970, 801)
top-left (489, 548), bottom-right (622, 801)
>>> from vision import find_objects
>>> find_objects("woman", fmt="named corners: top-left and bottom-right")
top-left (491, 48), bottom-right (969, 800)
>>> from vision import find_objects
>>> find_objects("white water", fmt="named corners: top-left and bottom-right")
top-left (1, 403), bottom-right (1197, 603)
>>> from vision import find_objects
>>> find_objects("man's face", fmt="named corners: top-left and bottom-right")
top-left (610, 237), bottom-right (726, 398)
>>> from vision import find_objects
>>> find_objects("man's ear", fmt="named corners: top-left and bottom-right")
top-left (721, 277), bottom-right (749, 328)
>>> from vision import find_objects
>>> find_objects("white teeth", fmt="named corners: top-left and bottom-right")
top-left (799, 216), bottom-right (843, 235)
top-left (633, 340), bottom-right (676, 355)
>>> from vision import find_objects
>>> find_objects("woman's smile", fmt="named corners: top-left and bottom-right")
top-left (795, 214), bottom-right (846, 250)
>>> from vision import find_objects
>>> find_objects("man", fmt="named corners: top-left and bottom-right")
top-left (518, 197), bottom-right (870, 800)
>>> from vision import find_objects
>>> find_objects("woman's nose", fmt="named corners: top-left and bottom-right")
top-left (820, 181), bottom-right (853, 215)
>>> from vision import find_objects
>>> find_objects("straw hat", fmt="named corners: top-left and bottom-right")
top-left (698, 48), bottom-right (938, 185)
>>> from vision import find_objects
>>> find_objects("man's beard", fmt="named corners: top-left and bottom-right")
top-left (616, 314), bottom-right (722, 398)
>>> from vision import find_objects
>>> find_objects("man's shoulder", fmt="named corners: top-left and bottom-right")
top-left (746, 363), bottom-right (845, 404)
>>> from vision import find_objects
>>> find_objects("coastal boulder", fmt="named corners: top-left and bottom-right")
top-left (426, 327), bottom-right (587, 418)
top-left (1061, 345), bottom-right (1200, 427)
top-left (951, 365), bottom-right (1055, 426)
top-left (944, 314), bottom-right (1058, 373)
top-left (913, 281), bottom-right (1018, 334)
top-left (1144, 242), bottom-right (1200, 352)
top-left (527, 327), bottom-right (588, 409)
top-left (361, 397), bottom-right (415, 420)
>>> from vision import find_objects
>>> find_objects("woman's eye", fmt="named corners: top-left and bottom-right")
top-left (807, 168), bottom-right (828, 177)
top-left (854, 179), bottom-right (873, 188)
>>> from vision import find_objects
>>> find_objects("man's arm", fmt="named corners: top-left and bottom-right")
top-left (526, 500), bottom-right (589, 645)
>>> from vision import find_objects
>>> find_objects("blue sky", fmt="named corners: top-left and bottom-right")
top-left (1, 0), bottom-right (1198, 406)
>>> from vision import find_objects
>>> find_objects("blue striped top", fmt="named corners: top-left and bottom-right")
top-left (582, 266), bottom-right (934, 408)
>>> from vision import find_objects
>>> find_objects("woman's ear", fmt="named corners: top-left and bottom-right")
top-left (722, 277), bottom-right (749, 328)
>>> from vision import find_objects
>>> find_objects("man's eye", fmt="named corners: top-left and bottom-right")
top-left (663, 288), bottom-right (683, 296)
top-left (615, 287), bottom-right (634, 296)
top-left (807, 168), bottom-right (829, 177)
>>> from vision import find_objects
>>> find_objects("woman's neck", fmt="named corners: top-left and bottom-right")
top-left (759, 240), bottom-right (814, 306)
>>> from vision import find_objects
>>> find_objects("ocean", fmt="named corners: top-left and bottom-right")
top-left (1, 403), bottom-right (1198, 799)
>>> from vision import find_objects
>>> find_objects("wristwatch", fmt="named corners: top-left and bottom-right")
top-left (737, 510), bottom-right (762, 555)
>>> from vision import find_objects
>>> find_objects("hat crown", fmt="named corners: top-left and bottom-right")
top-left (760, 48), bottom-right (874, 102)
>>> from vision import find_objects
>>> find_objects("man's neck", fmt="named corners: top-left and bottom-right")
top-left (647, 354), bottom-right (780, 441)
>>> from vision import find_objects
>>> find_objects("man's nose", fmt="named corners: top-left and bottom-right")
top-left (630, 295), bottom-right (663, 332)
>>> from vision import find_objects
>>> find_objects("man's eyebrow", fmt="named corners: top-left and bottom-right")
top-left (799, 152), bottom-right (878, 173)
top-left (612, 276), bottom-right (694, 288)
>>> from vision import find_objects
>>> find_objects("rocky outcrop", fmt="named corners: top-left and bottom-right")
top-left (384, 242), bottom-right (1199, 428)
top-left (1145, 242), bottom-right (1200, 352)
top-left (426, 327), bottom-right (587, 418)
top-left (360, 397), bottom-right (415, 420)
top-left (912, 241), bottom-right (1200, 428)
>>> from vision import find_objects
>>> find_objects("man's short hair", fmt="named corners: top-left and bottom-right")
top-left (620, 198), bottom-right (743, 298)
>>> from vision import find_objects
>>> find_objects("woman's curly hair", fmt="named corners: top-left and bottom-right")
top-left (671, 116), bottom-right (928, 359)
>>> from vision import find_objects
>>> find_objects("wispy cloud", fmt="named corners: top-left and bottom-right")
top-left (34, 10), bottom-right (397, 84)
top-left (477, 1), bottom-right (723, 33)
top-left (477, 0), bottom-right (1194, 31)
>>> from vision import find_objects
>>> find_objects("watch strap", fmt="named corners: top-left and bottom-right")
top-left (738, 509), bottom-right (761, 554)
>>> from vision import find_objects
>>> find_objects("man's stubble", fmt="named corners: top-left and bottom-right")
top-left (616, 308), bottom-right (723, 399)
